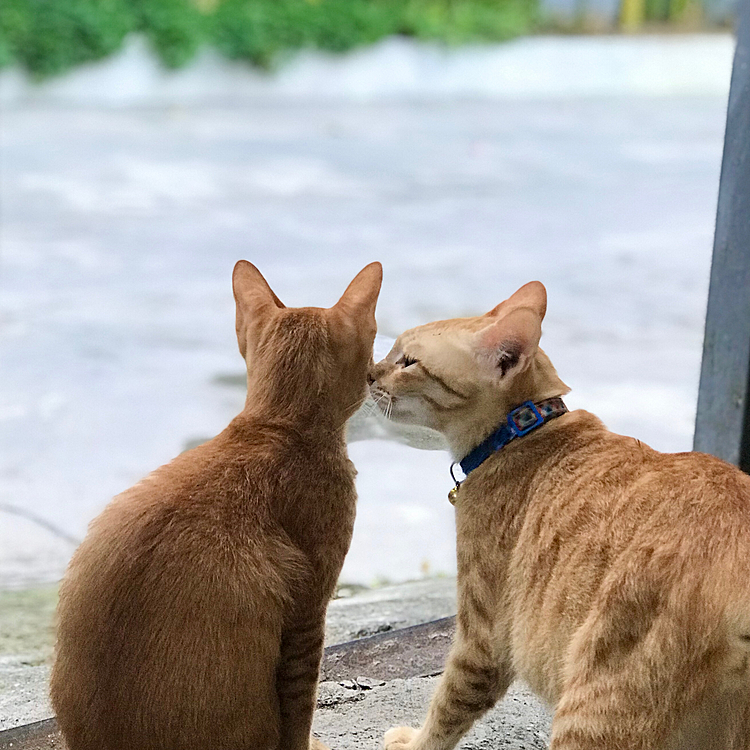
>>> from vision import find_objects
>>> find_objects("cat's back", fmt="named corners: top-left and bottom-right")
top-left (57, 415), bottom-right (353, 626)
top-left (522, 410), bottom-right (750, 553)
top-left (509, 411), bottom-right (750, 703)
top-left (51, 422), bottom-right (339, 749)
top-left (69, 422), bottom-right (295, 577)
top-left (516, 413), bottom-right (750, 609)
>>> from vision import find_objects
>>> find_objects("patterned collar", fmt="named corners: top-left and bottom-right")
top-left (448, 397), bottom-right (568, 504)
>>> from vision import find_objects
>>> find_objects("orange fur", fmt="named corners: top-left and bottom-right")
top-left (372, 281), bottom-right (750, 750)
top-left (50, 261), bottom-right (382, 750)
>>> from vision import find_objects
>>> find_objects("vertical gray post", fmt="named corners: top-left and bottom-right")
top-left (694, 0), bottom-right (750, 469)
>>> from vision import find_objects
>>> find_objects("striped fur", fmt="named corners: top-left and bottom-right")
top-left (373, 281), bottom-right (750, 750)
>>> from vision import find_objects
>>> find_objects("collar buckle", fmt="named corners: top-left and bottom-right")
top-left (451, 397), bottom-right (568, 502)
top-left (507, 400), bottom-right (544, 437)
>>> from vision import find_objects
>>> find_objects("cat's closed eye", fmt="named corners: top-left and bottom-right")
top-left (400, 355), bottom-right (418, 368)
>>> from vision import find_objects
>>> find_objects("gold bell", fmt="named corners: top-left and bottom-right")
top-left (448, 485), bottom-right (460, 505)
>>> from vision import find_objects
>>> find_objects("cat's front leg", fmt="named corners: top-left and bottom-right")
top-left (277, 615), bottom-right (328, 750)
top-left (384, 631), bottom-right (512, 750)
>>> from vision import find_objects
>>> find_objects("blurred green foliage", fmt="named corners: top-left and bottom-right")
top-left (213, 0), bottom-right (396, 67)
top-left (0, 0), bottom-right (539, 79)
top-left (131, 0), bottom-right (206, 68)
top-left (12, 0), bottom-right (134, 78)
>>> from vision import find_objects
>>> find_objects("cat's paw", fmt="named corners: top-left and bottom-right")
top-left (310, 737), bottom-right (331, 750)
top-left (384, 726), bottom-right (419, 749)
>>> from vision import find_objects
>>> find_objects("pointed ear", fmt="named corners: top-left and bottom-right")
top-left (232, 261), bottom-right (284, 358)
top-left (475, 307), bottom-right (542, 378)
top-left (486, 281), bottom-right (547, 321)
top-left (333, 262), bottom-right (383, 328)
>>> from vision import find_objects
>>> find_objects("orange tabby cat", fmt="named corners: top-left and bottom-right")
top-left (371, 281), bottom-right (750, 750)
top-left (50, 260), bottom-right (382, 750)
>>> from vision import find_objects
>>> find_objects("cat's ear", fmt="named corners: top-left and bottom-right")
top-left (333, 262), bottom-right (383, 328)
top-left (476, 306), bottom-right (542, 379)
top-left (232, 261), bottom-right (284, 358)
top-left (486, 281), bottom-right (547, 321)
top-left (478, 281), bottom-right (546, 377)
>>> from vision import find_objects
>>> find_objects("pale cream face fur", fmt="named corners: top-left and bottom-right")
top-left (370, 281), bottom-right (569, 458)
top-left (373, 281), bottom-right (750, 750)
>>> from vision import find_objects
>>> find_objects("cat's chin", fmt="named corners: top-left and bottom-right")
top-left (346, 396), bottom-right (448, 451)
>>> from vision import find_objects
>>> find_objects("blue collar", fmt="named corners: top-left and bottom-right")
top-left (448, 397), bottom-right (568, 503)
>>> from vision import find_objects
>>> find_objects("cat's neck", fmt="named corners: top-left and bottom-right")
top-left (456, 409), bottom-right (609, 519)
top-left (445, 400), bottom-right (559, 461)
top-left (232, 406), bottom-right (346, 445)
top-left (240, 377), bottom-right (350, 438)
top-left (445, 352), bottom-right (570, 460)
top-left (232, 387), bottom-right (349, 445)
top-left (445, 390), bottom-right (569, 461)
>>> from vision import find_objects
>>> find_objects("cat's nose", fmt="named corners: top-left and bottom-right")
top-left (367, 371), bottom-right (376, 386)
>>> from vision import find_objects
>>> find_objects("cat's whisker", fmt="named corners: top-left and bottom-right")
top-left (358, 397), bottom-right (379, 417)
top-left (373, 392), bottom-right (390, 418)
top-left (350, 398), bottom-right (375, 417)
top-left (371, 390), bottom-right (387, 413)
top-left (368, 386), bottom-right (395, 422)
top-left (385, 395), bottom-right (394, 422)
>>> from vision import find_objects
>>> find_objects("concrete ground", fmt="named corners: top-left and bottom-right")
top-left (2, 578), bottom-right (459, 731)
top-left (0, 577), bottom-right (552, 746)
top-left (322, 579), bottom-right (550, 749)
top-left (314, 678), bottom-right (550, 750)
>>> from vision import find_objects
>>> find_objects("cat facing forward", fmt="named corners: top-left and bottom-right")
top-left (370, 281), bottom-right (750, 750)
top-left (50, 261), bottom-right (382, 750)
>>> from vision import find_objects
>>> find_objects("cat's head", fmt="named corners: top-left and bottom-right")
top-left (369, 281), bottom-right (569, 456)
top-left (232, 260), bottom-right (382, 424)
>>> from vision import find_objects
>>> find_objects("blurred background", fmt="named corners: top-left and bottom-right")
top-left (0, 0), bottom-right (739, 598)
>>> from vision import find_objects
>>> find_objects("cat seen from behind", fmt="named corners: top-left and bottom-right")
top-left (370, 281), bottom-right (750, 750)
top-left (50, 260), bottom-right (382, 750)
